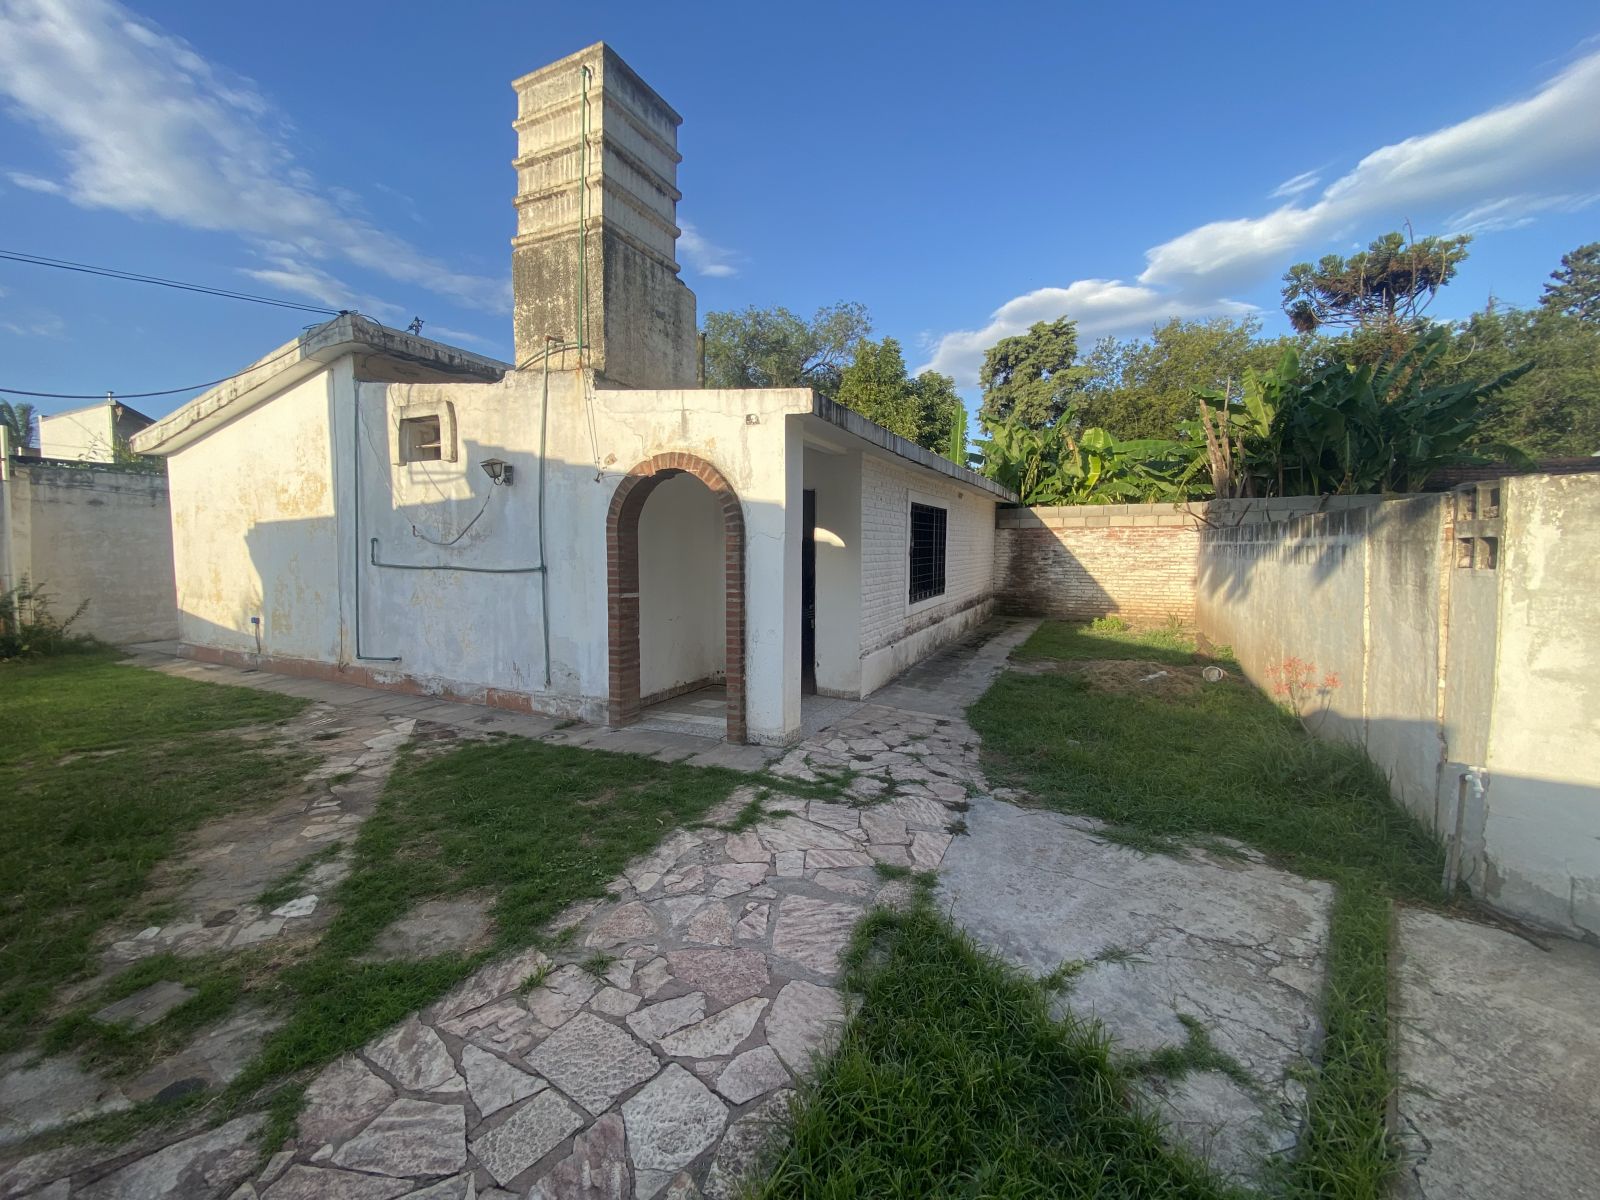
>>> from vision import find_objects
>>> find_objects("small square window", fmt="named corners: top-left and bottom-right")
top-left (1456, 537), bottom-right (1475, 569)
top-left (1480, 536), bottom-right (1499, 570)
top-left (909, 502), bottom-right (947, 603)
top-left (399, 415), bottom-right (442, 463)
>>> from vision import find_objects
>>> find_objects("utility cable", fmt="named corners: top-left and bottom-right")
top-left (0, 249), bottom-right (343, 316)
top-left (0, 336), bottom-right (331, 401)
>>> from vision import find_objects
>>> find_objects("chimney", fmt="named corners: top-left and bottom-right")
top-left (511, 43), bottom-right (698, 388)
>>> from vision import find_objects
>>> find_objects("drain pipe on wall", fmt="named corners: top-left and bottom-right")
top-left (353, 390), bottom-right (400, 663)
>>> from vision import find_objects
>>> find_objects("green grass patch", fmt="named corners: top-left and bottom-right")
top-left (229, 736), bottom-right (745, 1100)
top-left (256, 842), bottom-right (342, 911)
top-left (0, 653), bottom-right (308, 1056)
top-left (753, 900), bottom-right (1240, 1199)
top-left (1013, 618), bottom-right (1221, 666)
top-left (969, 621), bottom-right (1449, 1197)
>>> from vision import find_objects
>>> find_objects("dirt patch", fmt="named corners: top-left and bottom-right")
top-left (1015, 658), bottom-right (1236, 700)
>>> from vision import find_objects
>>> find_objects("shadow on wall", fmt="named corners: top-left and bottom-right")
top-left (1195, 496), bottom-right (1401, 609)
top-left (192, 432), bottom-right (783, 735)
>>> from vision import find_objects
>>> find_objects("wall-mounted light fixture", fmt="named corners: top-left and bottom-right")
top-left (481, 458), bottom-right (514, 486)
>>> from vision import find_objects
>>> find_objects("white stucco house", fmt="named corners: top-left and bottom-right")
top-left (132, 43), bottom-right (1014, 745)
top-left (38, 398), bottom-right (155, 463)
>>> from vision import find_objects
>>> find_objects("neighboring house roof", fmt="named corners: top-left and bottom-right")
top-left (40, 400), bottom-right (156, 424)
top-left (131, 315), bottom-right (511, 456)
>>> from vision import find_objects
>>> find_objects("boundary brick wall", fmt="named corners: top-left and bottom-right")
top-left (995, 504), bottom-right (1202, 624)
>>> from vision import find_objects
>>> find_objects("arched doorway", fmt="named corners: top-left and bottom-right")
top-left (606, 453), bottom-right (746, 743)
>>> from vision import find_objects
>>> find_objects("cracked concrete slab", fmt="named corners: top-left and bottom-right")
top-left (1394, 908), bottom-right (1600, 1200)
top-left (938, 796), bottom-right (1330, 1182)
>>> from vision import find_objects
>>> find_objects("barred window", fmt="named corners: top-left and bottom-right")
top-left (909, 503), bottom-right (947, 603)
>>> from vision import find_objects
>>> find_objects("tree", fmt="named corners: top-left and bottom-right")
top-left (831, 339), bottom-right (965, 455)
top-left (0, 400), bottom-right (36, 450)
top-left (977, 317), bottom-right (1086, 430)
top-left (908, 369), bottom-right (965, 458)
top-left (1073, 317), bottom-right (1302, 439)
top-left (1196, 328), bottom-right (1530, 497)
top-left (1444, 302), bottom-right (1600, 456)
top-left (836, 337), bottom-right (916, 436)
top-left (702, 302), bottom-right (870, 399)
top-left (978, 416), bottom-right (1200, 505)
top-left (1282, 231), bottom-right (1471, 359)
top-left (1541, 242), bottom-right (1600, 325)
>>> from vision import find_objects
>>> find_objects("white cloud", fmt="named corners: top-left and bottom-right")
top-left (679, 221), bottom-right (739, 278)
top-left (1446, 192), bottom-right (1599, 235)
top-left (1269, 170), bottom-right (1321, 200)
top-left (1140, 50), bottom-right (1600, 290)
top-left (237, 254), bottom-right (404, 321)
top-left (1, 311), bottom-right (66, 338)
top-left (921, 47), bottom-right (1600, 386)
top-left (0, 0), bottom-right (509, 314)
top-left (5, 169), bottom-right (64, 194)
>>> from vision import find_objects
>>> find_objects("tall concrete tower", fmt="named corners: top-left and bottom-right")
top-left (510, 43), bottom-right (698, 388)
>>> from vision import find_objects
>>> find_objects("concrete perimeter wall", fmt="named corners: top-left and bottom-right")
top-left (1193, 477), bottom-right (1600, 941)
top-left (0, 460), bottom-right (178, 644)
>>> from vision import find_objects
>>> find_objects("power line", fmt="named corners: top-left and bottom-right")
top-left (0, 335), bottom-right (334, 401)
top-left (0, 249), bottom-right (344, 316)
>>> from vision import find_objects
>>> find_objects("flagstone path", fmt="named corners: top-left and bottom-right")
top-left (0, 622), bottom-right (1033, 1199)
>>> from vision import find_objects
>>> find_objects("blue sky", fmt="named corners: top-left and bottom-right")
top-left (2, 0), bottom-right (1599, 420)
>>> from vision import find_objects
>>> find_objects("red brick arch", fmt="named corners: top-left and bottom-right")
top-left (606, 452), bottom-right (746, 743)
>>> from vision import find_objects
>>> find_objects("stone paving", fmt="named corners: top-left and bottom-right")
top-left (939, 799), bottom-right (1332, 1187)
top-left (1393, 908), bottom-right (1600, 1200)
top-left (0, 624), bottom-right (1031, 1199)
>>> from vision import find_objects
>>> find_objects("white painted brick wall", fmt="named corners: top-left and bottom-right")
top-left (860, 454), bottom-right (996, 655)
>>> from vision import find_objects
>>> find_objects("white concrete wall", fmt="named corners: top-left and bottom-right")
top-left (1483, 474), bottom-right (1600, 937)
top-left (859, 452), bottom-right (997, 694)
top-left (803, 447), bottom-right (862, 696)
top-left (638, 471), bottom-right (726, 698)
top-left (0, 463), bottom-right (177, 643)
top-left (38, 407), bottom-right (115, 462)
top-left (1195, 481), bottom-right (1600, 939)
top-left (166, 369), bottom-right (341, 661)
top-left (342, 371), bottom-right (809, 743)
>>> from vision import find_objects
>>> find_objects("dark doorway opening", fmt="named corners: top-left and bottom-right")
top-left (801, 488), bottom-right (817, 695)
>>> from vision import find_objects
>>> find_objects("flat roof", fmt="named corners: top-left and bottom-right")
top-left (131, 314), bottom-right (509, 456)
top-left (808, 395), bottom-right (1017, 503)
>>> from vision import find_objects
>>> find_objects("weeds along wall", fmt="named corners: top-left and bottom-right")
top-left (0, 459), bottom-right (178, 644)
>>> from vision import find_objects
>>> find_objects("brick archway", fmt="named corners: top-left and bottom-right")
top-left (606, 452), bottom-right (746, 743)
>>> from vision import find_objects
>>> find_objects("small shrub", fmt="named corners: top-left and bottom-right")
top-left (0, 577), bottom-right (93, 660)
top-left (1089, 614), bottom-right (1129, 633)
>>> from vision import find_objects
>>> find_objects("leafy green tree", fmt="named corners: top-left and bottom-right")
top-left (1282, 231), bottom-right (1471, 361)
top-left (977, 317), bottom-right (1086, 431)
top-left (1196, 328), bottom-right (1529, 496)
top-left (836, 337), bottom-right (916, 436)
top-left (1540, 242), bottom-right (1600, 325)
top-left (1074, 317), bottom-right (1302, 439)
top-left (0, 400), bottom-right (36, 450)
top-left (1445, 302), bottom-right (1600, 456)
top-left (832, 339), bottom-right (968, 455)
top-left (979, 416), bottom-right (1201, 505)
top-left (908, 369), bottom-right (965, 457)
top-left (702, 302), bottom-right (870, 398)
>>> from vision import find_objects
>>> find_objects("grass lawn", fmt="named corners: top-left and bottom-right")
top-left (967, 620), bottom-right (1451, 1198)
top-left (231, 736), bottom-right (749, 1104)
top-left (4, 651), bottom-right (751, 1158)
top-left (755, 892), bottom-right (1242, 1200)
top-left (0, 651), bottom-right (308, 1056)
